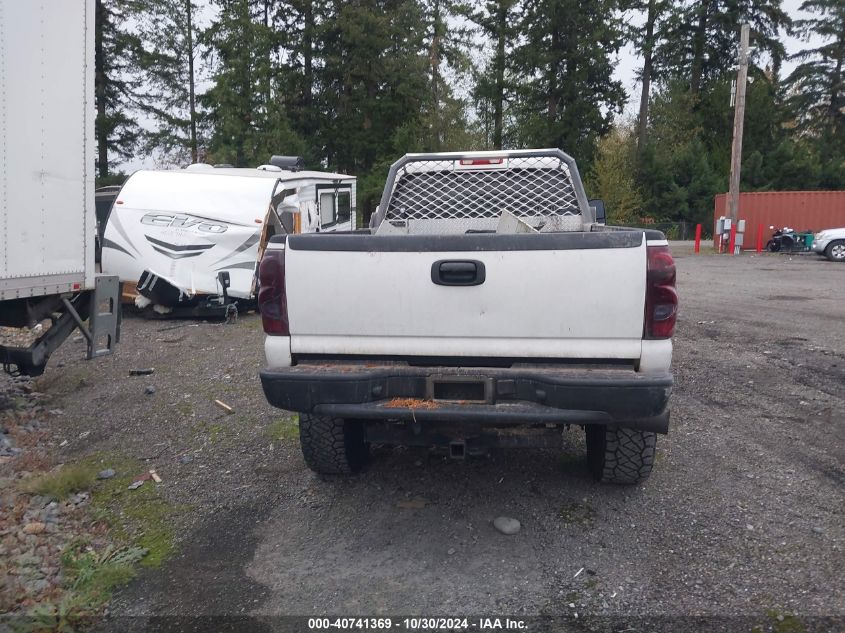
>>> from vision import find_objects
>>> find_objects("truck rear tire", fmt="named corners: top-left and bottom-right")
top-left (299, 414), bottom-right (369, 474)
top-left (585, 425), bottom-right (656, 484)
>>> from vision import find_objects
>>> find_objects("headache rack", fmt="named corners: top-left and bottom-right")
top-left (371, 149), bottom-right (593, 235)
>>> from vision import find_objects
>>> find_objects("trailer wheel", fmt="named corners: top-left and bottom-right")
top-left (299, 414), bottom-right (369, 474)
top-left (585, 425), bottom-right (656, 484)
top-left (825, 240), bottom-right (845, 262)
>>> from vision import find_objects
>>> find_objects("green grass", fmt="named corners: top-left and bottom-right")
top-left (84, 454), bottom-right (177, 567)
top-left (26, 542), bottom-right (147, 630)
top-left (18, 452), bottom-right (178, 630)
top-left (208, 423), bottom-right (224, 443)
top-left (267, 415), bottom-right (300, 441)
top-left (23, 463), bottom-right (99, 499)
top-left (22, 453), bottom-right (177, 569)
top-left (175, 401), bottom-right (194, 416)
top-left (760, 610), bottom-right (807, 633)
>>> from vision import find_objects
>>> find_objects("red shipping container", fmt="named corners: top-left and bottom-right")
top-left (713, 191), bottom-right (845, 250)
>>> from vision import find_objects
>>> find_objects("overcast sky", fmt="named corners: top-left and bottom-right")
top-left (122, 0), bottom-right (825, 172)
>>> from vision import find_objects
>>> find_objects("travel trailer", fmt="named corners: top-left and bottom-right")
top-left (101, 161), bottom-right (356, 316)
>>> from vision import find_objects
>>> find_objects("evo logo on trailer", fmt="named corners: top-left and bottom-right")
top-left (141, 213), bottom-right (228, 234)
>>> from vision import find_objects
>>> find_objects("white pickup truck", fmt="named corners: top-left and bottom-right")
top-left (258, 150), bottom-right (677, 484)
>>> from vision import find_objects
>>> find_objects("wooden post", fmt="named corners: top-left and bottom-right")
top-left (727, 24), bottom-right (750, 223)
top-left (694, 224), bottom-right (702, 254)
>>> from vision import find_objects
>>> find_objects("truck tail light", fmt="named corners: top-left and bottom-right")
top-left (258, 248), bottom-right (289, 335)
top-left (645, 245), bottom-right (677, 339)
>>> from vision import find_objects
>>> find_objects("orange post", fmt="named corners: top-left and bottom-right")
top-left (756, 223), bottom-right (763, 253)
top-left (729, 222), bottom-right (738, 255)
top-left (694, 224), bottom-right (702, 254)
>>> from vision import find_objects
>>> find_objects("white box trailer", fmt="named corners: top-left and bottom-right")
top-left (0, 0), bottom-right (119, 375)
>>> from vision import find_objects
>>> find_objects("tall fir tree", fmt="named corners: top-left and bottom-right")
top-left (785, 0), bottom-right (845, 158)
top-left (203, 0), bottom-right (303, 166)
top-left (631, 0), bottom-right (669, 151)
top-left (95, 0), bottom-right (143, 178)
top-left (510, 0), bottom-right (627, 163)
top-left (134, 0), bottom-right (203, 165)
top-left (419, 0), bottom-right (474, 151)
top-left (316, 0), bottom-right (428, 174)
top-left (654, 0), bottom-right (790, 94)
top-left (466, 0), bottom-right (519, 149)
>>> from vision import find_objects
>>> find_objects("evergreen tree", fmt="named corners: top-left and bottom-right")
top-left (586, 125), bottom-right (644, 223)
top-left (466, 0), bottom-right (519, 149)
top-left (203, 0), bottom-right (304, 166)
top-left (135, 0), bottom-right (203, 165)
top-left (630, 0), bottom-right (669, 151)
top-left (316, 0), bottom-right (428, 175)
top-left (95, 0), bottom-right (143, 178)
top-left (510, 0), bottom-right (627, 163)
top-left (270, 0), bottom-right (326, 163)
top-left (655, 0), bottom-right (790, 94)
top-left (785, 0), bottom-right (845, 156)
top-left (419, 0), bottom-right (473, 151)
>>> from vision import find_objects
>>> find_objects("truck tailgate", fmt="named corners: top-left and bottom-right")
top-left (284, 231), bottom-right (648, 360)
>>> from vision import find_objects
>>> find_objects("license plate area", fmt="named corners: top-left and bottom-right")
top-left (425, 375), bottom-right (494, 403)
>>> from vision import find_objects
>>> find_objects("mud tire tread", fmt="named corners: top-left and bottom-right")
top-left (586, 425), bottom-right (656, 484)
top-left (299, 414), bottom-right (368, 475)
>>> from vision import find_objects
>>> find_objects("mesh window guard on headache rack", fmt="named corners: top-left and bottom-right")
top-left (372, 150), bottom-right (593, 235)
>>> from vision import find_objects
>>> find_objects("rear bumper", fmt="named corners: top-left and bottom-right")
top-left (260, 363), bottom-right (673, 433)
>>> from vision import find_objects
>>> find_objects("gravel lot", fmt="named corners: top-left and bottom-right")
top-left (15, 247), bottom-right (845, 631)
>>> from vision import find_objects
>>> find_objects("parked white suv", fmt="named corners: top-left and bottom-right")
top-left (812, 228), bottom-right (845, 262)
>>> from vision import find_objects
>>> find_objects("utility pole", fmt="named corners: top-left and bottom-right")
top-left (727, 23), bottom-right (750, 223)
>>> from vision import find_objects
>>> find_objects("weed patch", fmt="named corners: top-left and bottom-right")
top-left (267, 415), bottom-right (300, 442)
top-left (23, 463), bottom-right (98, 499)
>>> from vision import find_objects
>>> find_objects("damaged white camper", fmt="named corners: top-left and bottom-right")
top-left (101, 160), bottom-right (356, 317)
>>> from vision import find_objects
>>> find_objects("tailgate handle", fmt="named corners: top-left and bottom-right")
top-left (431, 260), bottom-right (486, 286)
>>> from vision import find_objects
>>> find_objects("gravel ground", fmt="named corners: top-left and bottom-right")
top-left (7, 247), bottom-right (843, 632)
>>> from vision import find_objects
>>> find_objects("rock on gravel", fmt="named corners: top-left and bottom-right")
top-left (493, 516), bottom-right (521, 535)
top-left (97, 468), bottom-right (116, 479)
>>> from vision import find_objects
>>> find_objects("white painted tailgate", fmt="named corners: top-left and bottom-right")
top-left (285, 235), bottom-right (647, 360)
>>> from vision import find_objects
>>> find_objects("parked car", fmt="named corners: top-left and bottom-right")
top-left (812, 228), bottom-right (845, 262)
top-left (257, 149), bottom-right (677, 485)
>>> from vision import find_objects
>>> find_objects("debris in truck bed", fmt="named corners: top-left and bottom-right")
top-left (384, 398), bottom-right (439, 410)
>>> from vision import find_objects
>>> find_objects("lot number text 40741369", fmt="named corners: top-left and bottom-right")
top-left (307, 618), bottom-right (528, 631)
